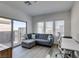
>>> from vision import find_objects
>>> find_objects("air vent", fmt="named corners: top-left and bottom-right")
top-left (24, 1), bottom-right (32, 5)
top-left (24, 1), bottom-right (37, 6)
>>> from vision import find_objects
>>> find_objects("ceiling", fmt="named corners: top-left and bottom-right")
top-left (1, 1), bottom-right (74, 16)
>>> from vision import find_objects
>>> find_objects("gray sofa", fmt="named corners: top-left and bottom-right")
top-left (26, 33), bottom-right (54, 47)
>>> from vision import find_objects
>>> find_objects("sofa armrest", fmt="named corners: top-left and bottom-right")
top-left (49, 38), bottom-right (54, 44)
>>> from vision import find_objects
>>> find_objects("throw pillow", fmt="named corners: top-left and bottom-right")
top-left (32, 34), bottom-right (35, 39)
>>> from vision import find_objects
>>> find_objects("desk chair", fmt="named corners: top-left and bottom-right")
top-left (74, 50), bottom-right (79, 58)
top-left (55, 36), bottom-right (64, 57)
top-left (55, 34), bottom-right (72, 58)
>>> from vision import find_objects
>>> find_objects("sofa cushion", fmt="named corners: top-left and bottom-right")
top-left (36, 34), bottom-right (47, 40)
top-left (35, 39), bottom-right (52, 46)
top-left (35, 39), bottom-right (49, 43)
top-left (22, 40), bottom-right (35, 44)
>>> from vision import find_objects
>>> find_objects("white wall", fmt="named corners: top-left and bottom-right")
top-left (0, 3), bottom-right (32, 34)
top-left (32, 11), bottom-right (71, 36)
top-left (32, 11), bottom-right (71, 44)
top-left (71, 2), bottom-right (79, 41)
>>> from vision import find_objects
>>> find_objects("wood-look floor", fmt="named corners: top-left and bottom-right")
top-left (13, 45), bottom-right (51, 58)
top-left (12, 45), bottom-right (62, 58)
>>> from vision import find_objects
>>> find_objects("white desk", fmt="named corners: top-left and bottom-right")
top-left (0, 44), bottom-right (9, 51)
top-left (61, 38), bottom-right (79, 51)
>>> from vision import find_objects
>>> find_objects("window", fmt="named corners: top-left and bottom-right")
top-left (55, 20), bottom-right (64, 36)
top-left (0, 18), bottom-right (11, 47)
top-left (45, 21), bottom-right (53, 34)
top-left (37, 22), bottom-right (44, 33)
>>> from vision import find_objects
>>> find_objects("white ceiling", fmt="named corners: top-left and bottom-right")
top-left (1, 1), bottom-right (74, 16)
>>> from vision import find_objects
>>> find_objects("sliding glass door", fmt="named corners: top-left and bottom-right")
top-left (13, 20), bottom-right (26, 46)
